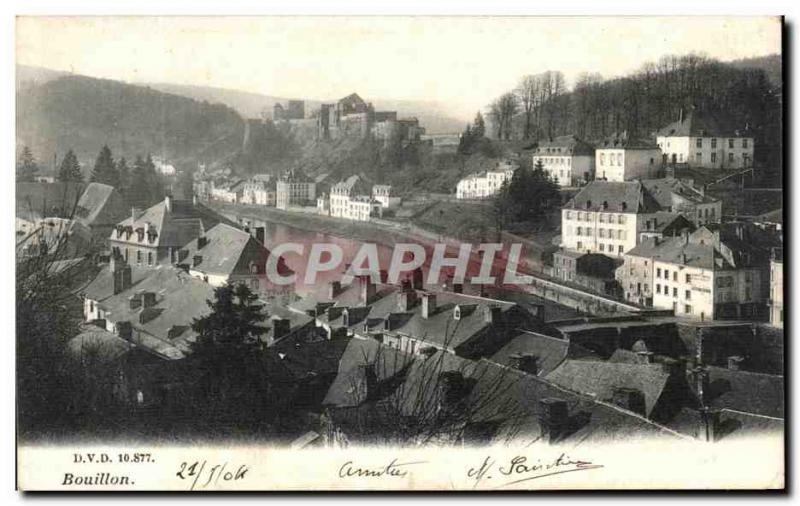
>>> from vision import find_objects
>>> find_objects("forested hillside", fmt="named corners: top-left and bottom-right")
top-left (16, 75), bottom-right (245, 170)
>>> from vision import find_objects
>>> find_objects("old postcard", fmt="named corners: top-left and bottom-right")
top-left (14, 15), bottom-right (784, 491)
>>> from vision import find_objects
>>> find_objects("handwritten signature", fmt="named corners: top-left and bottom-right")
top-left (339, 458), bottom-right (427, 479)
top-left (467, 453), bottom-right (603, 489)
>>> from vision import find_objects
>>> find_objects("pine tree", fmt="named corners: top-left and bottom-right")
top-left (473, 111), bottom-right (486, 138)
top-left (116, 157), bottom-right (130, 194)
top-left (16, 146), bottom-right (39, 182)
top-left (57, 150), bottom-right (83, 183)
top-left (191, 284), bottom-right (267, 410)
top-left (90, 145), bottom-right (118, 187)
top-left (128, 156), bottom-right (150, 207)
top-left (144, 154), bottom-right (164, 203)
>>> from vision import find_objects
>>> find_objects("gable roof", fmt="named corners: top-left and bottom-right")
top-left (597, 132), bottom-right (659, 150)
top-left (545, 359), bottom-right (671, 418)
top-left (656, 110), bottom-right (750, 138)
top-left (489, 330), bottom-right (599, 376)
top-left (564, 181), bottom-right (661, 213)
top-left (641, 178), bottom-right (719, 206)
top-left (74, 182), bottom-right (128, 227)
top-left (534, 135), bottom-right (595, 156)
top-left (697, 366), bottom-right (784, 418)
top-left (178, 223), bottom-right (269, 277)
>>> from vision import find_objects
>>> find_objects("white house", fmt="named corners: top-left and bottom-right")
top-left (241, 179), bottom-right (276, 206)
top-left (455, 161), bottom-right (516, 199)
top-left (276, 169), bottom-right (316, 210)
top-left (595, 134), bottom-right (661, 182)
top-left (531, 135), bottom-right (595, 187)
top-left (656, 110), bottom-right (754, 169)
top-left (372, 185), bottom-right (401, 208)
top-left (641, 178), bottom-right (722, 227)
top-left (330, 175), bottom-right (381, 221)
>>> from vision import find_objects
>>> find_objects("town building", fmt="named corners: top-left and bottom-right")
top-left (617, 224), bottom-right (770, 320)
top-left (329, 175), bottom-right (381, 221)
top-left (641, 178), bottom-right (722, 226)
top-left (770, 248), bottom-right (783, 328)
top-left (372, 185), bottom-right (401, 209)
top-left (276, 169), bottom-right (316, 210)
top-left (656, 110), bottom-right (754, 169)
top-left (73, 182), bottom-right (128, 238)
top-left (595, 133), bottom-right (661, 182)
top-left (210, 180), bottom-right (244, 203)
top-left (550, 250), bottom-right (622, 297)
top-left (241, 177), bottom-right (276, 206)
top-left (108, 195), bottom-right (233, 266)
top-left (455, 161), bottom-right (516, 199)
top-left (531, 135), bottom-right (595, 187)
top-left (273, 100), bottom-right (305, 121)
top-left (561, 181), bottom-right (662, 257)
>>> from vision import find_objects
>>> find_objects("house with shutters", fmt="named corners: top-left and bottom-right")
top-left (656, 110), bottom-right (754, 169)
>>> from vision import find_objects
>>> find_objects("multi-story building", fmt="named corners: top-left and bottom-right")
top-left (641, 178), bottom-right (722, 226)
top-left (770, 248), bottom-right (783, 328)
top-left (656, 110), bottom-right (754, 169)
top-left (561, 181), bottom-right (662, 257)
top-left (531, 135), bottom-right (595, 187)
top-left (210, 180), bottom-right (244, 203)
top-left (108, 195), bottom-right (232, 266)
top-left (176, 223), bottom-right (287, 294)
top-left (372, 184), bottom-right (401, 208)
top-left (618, 224), bottom-right (770, 320)
top-left (241, 178), bottom-right (276, 206)
top-left (276, 169), bottom-right (316, 210)
top-left (595, 134), bottom-right (661, 182)
top-left (456, 162), bottom-right (516, 199)
top-left (329, 175), bottom-right (381, 221)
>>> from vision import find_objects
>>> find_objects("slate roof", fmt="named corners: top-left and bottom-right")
top-left (67, 325), bottom-right (134, 365)
top-left (292, 280), bottom-right (525, 353)
top-left (656, 110), bottom-right (750, 138)
top-left (533, 135), bottom-right (595, 156)
top-left (641, 178), bottom-right (718, 206)
top-left (489, 330), bottom-right (599, 376)
top-left (695, 366), bottom-right (784, 419)
top-left (178, 223), bottom-right (268, 277)
top-left (322, 338), bottom-right (685, 445)
top-left (74, 182), bottom-right (127, 227)
top-left (625, 236), bottom-right (731, 270)
top-left (83, 265), bottom-right (215, 359)
top-left (563, 181), bottom-right (661, 213)
top-left (596, 132), bottom-right (659, 150)
top-left (331, 175), bottom-right (371, 196)
top-left (545, 359), bottom-right (671, 418)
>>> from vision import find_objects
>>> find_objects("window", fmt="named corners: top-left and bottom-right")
top-left (577, 241), bottom-right (583, 251)
top-left (711, 153), bottom-right (717, 164)
top-left (743, 139), bottom-right (749, 148)
top-left (686, 273), bottom-right (692, 283)
top-left (657, 268), bottom-right (661, 278)
top-left (618, 245), bottom-right (623, 254)
top-left (618, 215), bottom-right (626, 224)
top-left (136, 251), bottom-right (142, 265)
top-left (599, 244), bottom-right (605, 252)
top-left (729, 138), bottom-right (734, 149)
top-left (566, 211), bottom-right (573, 219)
top-left (696, 153), bottom-right (702, 164)
top-left (576, 227), bottom-right (582, 236)
top-left (250, 279), bottom-right (259, 291)
top-left (673, 271), bottom-right (677, 282)
top-left (711, 138), bottom-right (717, 149)
top-left (599, 228), bottom-right (606, 238)
top-left (147, 252), bottom-right (153, 266)
top-left (728, 153), bottom-right (734, 163)
top-left (696, 138), bottom-right (702, 148)
top-left (673, 287), bottom-right (678, 297)
top-left (684, 305), bottom-right (692, 314)
top-left (685, 290), bottom-right (691, 300)
top-left (650, 158), bottom-right (654, 165)
top-left (664, 269), bottom-right (669, 279)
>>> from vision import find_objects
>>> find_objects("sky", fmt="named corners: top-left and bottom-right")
top-left (16, 16), bottom-right (782, 120)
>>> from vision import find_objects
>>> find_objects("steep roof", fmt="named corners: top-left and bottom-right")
top-left (489, 330), bottom-right (599, 376)
top-left (74, 183), bottom-right (127, 227)
top-left (534, 135), bottom-right (595, 156)
top-left (545, 359), bottom-right (671, 418)
top-left (696, 366), bottom-right (784, 418)
top-left (564, 181), bottom-right (661, 213)
top-left (67, 325), bottom-right (135, 365)
top-left (322, 338), bottom-right (685, 445)
top-left (641, 178), bottom-right (719, 207)
top-left (332, 175), bottom-right (372, 195)
top-left (178, 223), bottom-right (268, 277)
top-left (656, 110), bottom-right (750, 138)
top-left (596, 132), bottom-right (659, 150)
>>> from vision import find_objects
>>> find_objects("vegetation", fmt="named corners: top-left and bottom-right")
top-left (16, 146), bottom-right (39, 182)
top-left (493, 161), bottom-right (561, 231)
top-left (57, 149), bottom-right (83, 183)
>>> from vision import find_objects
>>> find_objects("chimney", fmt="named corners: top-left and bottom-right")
top-left (611, 387), bottom-right (647, 416)
top-left (140, 291), bottom-right (157, 308)
top-left (192, 255), bottom-right (203, 267)
top-left (164, 195), bottom-right (172, 212)
top-left (396, 290), bottom-right (416, 312)
top-left (255, 226), bottom-right (266, 245)
top-left (329, 280), bottom-right (341, 299)
top-left (112, 261), bottom-right (132, 295)
top-left (538, 398), bottom-right (568, 444)
top-left (421, 293), bottom-right (437, 319)
top-left (510, 353), bottom-right (539, 375)
top-left (138, 307), bottom-right (159, 325)
top-left (412, 267), bottom-right (424, 290)
top-left (197, 236), bottom-right (208, 249)
top-left (116, 321), bottom-right (132, 341)
top-left (359, 275), bottom-right (376, 306)
top-left (727, 355), bottom-right (744, 371)
top-left (483, 305), bottom-right (501, 323)
top-left (272, 318), bottom-right (291, 341)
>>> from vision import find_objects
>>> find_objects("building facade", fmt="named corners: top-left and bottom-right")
top-left (531, 135), bottom-right (595, 187)
top-left (770, 248), bottom-right (783, 328)
top-left (276, 169), bottom-right (316, 210)
top-left (595, 135), bottom-right (661, 182)
top-left (656, 110), bottom-right (754, 169)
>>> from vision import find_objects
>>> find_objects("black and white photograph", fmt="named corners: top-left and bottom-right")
top-left (11, 12), bottom-right (786, 491)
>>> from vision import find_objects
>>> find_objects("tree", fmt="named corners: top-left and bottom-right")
top-left (17, 146), bottom-right (39, 182)
top-left (494, 163), bottom-right (560, 226)
top-left (116, 157), bottom-right (130, 194)
top-left (191, 284), bottom-right (267, 412)
top-left (144, 154), bottom-right (165, 202)
top-left (128, 156), bottom-right (151, 207)
top-left (472, 111), bottom-right (486, 138)
top-left (516, 75), bottom-right (540, 139)
top-left (488, 93), bottom-right (519, 140)
top-left (90, 145), bottom-right (118, 187)
top-left (57, 150), bottom-right (83, 183)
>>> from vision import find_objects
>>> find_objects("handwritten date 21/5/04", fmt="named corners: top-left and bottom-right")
top-left (176, 460), bottom-right (249, 490)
